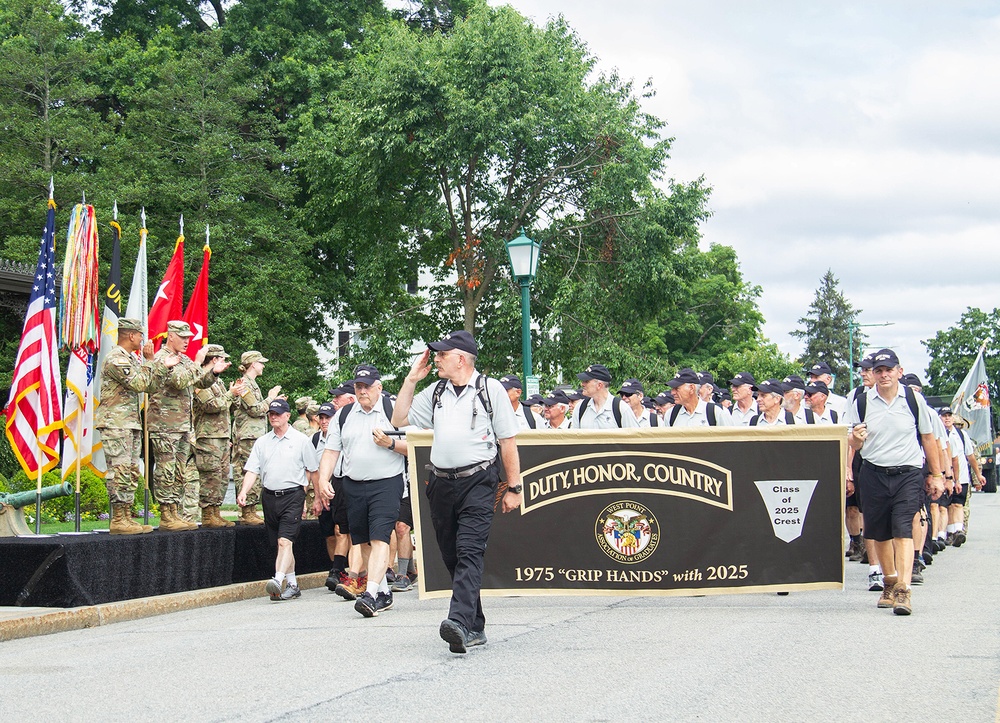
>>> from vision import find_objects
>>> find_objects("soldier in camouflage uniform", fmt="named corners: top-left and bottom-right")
top-left (149, 320), bottom-right (230, 531)
top-left (193, 343), bottom-right (238, 528)
top-left (96, 318), bottom-right (175, 534)
top-left (232, 350), bottom-right (282, 525)
top-left (293, 396), bottom-right (315, 434)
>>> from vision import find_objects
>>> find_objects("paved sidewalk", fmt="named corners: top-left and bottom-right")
top-left (1, 494), bottom-right (998, 722)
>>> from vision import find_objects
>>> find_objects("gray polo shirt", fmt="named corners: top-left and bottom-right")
top-left (324, 402), bottom-right (405, 481)
top-left (844, 385), bottom-right (932, 467)
top-left (408, 372), bottom-right (519, 468)
top-left (245, 426), bottom-right (318, 491)
top-left (753, 411), bottom-right (792, 427)
top-left (571, 395), bottom-right (641, 429)
top-left (669, 400), bottom-right (736, 427)
top-left (729, 401), bottom-right (758, 426)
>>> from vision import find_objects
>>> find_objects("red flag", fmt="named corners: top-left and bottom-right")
top-left (148, 234), bottom-right (184, 351)
top-left (5, 199), bottom-right (63, 475)
top-left (182, 241), bottom-right (211, 360)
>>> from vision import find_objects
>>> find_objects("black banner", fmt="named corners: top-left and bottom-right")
top-left (408, 426), bottom-right (846, 598)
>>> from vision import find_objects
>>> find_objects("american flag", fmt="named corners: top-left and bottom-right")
top-left (4, 200), bottom-right (63, 475)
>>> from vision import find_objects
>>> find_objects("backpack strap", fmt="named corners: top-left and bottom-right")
top-left (784, 410), bottom-right (795, 425)
top-left (578, 397), bottom-right (591, 421)
top-left (669, 404), bottom-right (682, 426)
top-left (857, 388), bottom-right (867, 423)
top-left (749, 414), bottom-right (759, 427)
top-left (312, 430), bottom-right (321, 448)
top-left (707, 403), bottom-right (717, 426)
top-left (337, 402), bottom-right (355, 432)
top-left (523, 407), bottom-right (536, 429)
top-left (831, 409), bottom-right (838, 424)
top-left (381, 394), bottom-right (397, 429)
top-left (430, 380), bottom-right (448, 424)
top-left (804, 408), bottom-right (815, 424)
top-left (649, 411), bottom-right (659, 427)
top-left (611, 396), bottom-right (623, 427)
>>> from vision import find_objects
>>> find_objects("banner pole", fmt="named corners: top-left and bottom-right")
top-left (142, 393), bottom-right (150, 526)
top-left (35, 457), bottom-right (42, 534)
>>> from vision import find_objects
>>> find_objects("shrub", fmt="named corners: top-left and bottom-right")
top-left (8, 468), bottom-right (108, 521)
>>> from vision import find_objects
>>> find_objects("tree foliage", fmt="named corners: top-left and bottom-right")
top-left (790, 270), bottom-right (864, 393)
top-left (923, 307), bottom-right (1000, 428)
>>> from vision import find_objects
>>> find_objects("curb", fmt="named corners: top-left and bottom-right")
top-left (0, 571), bottom-right (329, 643)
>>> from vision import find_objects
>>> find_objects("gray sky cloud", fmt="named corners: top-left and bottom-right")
top-left (501, 0), bottom-right (1000, 378)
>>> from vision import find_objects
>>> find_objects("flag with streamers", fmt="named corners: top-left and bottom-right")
top-left (950, 343), bottom-right (993, 449)
top-left (182, 235), bottom-right (211, 359)
top-left (59, 202), bottom-right (101, 484)
top-left (4, 198), bottom-right (63, 475)
top-left (96, 214), bottom-right (122, 386)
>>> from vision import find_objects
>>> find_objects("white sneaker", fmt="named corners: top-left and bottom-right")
top-left (867, 571), bottom-right (884, 591)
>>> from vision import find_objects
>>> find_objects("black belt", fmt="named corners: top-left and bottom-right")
top-left (426, 458), bottom-right (494, 480)
top-left (264, 486), bottom-right (304, 496)
top-left (862, 460), bottom-right (919, 476)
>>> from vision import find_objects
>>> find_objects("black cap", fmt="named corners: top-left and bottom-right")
top-left (499, 374), bottom-right (522, 390)
top-left (566, 388), bottom-right (586, 401)
top-left (807, 361), bottom-right (833, 376)
top-left (542, 390), bottom-right (571, 406)
top-left (351, 364), bottom-right (381, 385)
top-left (729, 372), bottom-right (757, 388)
top-left (667, 368), bottom-right (700, 388)
top-left (782, 375), bottom-right (806, 392)
top-left (642, 396), bottom-right (657, 409)
top-left (804, 381), bottom-right (829, 396)
top-left (902, 373), bottom-right (923, 388)
top-left (654, 390), bottom-right (675, 405)
top-left (618, 378), bottom-right (644, 395)
top-left (757, 379), bottom-right (785, 396)
top-left (428, 330), bottom-right (478, 356)
top-left (330, 381), bottom-right (356, 397)
top-left (939, 406), bottom-right (954, 416)
top-left (854, 353), bottom-right (876, 370)
top-left (697, 371), bottom-right (714, 385)
top-left (268, 398), bottom-right (291, 414)
top-left (317, 402), bottom-right (335, 417)
top-left (522, 394), bottom-right (544, 407)
top-left (871, 349), bottom-right (900, 369)
top-left (577, 364), bottom-right (613, 383)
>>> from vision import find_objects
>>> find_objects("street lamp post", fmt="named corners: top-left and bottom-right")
top-left (505, 229), bottom-right (541, 385)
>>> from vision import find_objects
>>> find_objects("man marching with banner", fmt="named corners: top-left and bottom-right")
top-left (950, 342), bottom-right (993, 535)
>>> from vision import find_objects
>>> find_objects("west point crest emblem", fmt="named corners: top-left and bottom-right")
top-left (595, 501), bottom-right (659, 564)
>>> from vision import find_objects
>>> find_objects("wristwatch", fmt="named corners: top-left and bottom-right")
top-left (507, 483), bottom-right (523, 494)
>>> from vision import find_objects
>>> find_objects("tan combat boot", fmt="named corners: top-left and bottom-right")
top-left (159, 503), bottom-right (197, 532)
top-left (202, 505), bottom-right (233, 529)
top-left (240, 505), bottom-right (265, 526)
top-left (110, 503), bottom-right (145, 535)
top-left (215, 505), bottom-right (235, 527)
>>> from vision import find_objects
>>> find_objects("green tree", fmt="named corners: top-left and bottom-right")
top-left (923, 307), bottom-right (1000, 428)
top-left (297, 1), bottom-right (670, 355)
top-left (75, 0), bottom-right (225, 42)
top-left (0, 0), bottom-right (108, 258)
top-left (790, 270), bottom-right (864, 393)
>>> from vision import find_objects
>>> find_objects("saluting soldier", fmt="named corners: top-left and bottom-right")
top-left (96, 318), bottom-right (174, 534)
top-left (231, 350), bottom-right (282, 525)
top-left (148, 320), bottom-right (229, 531)
top-left (193, 343), bottom-right (238, 528)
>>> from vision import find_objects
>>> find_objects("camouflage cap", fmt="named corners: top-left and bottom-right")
top-left (204, 343), bottom-right (228, 358)
top-left (118, 318), bottom-right (142, 333)
top-left (294, 396), bottom-right (314, 410)
top-left (306, 403), bottom-right (321, 415)
top-left (241, 350), bottom-right (268, 366)
top-left (167, 320), bottom-right (194, 337)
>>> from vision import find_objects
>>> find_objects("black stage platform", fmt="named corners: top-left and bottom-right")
top-left (0, 521), bottom-right (329, 608)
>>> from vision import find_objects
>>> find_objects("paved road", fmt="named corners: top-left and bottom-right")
top-left (2, 494), bottom-right (999, 722)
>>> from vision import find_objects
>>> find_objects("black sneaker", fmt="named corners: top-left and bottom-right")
top-left (385, 568), bottom-right (397, 583)
top-left (439, 619), bottom-right (468, 654)
top-left (953, 530), bottom-right (967, 547)
top-left (466, 628), bottom-right (488, 648)
top-left (355, 592), bottom-right (378, 618)
top-left (923, 551), bottom-right (934, 565)
top-left (325, 567), bottom-right (343, 592)
top-left (375, 591), bottom-right (393, 612)
top-left (934, 538), bottom-right (946, 552)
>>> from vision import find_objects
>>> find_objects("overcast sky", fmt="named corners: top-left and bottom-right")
top-left (497, 0), bottom-right (1000, 379)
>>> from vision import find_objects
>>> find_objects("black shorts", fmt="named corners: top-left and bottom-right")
top-left (330, 476), bottom-right (350, 534)
top-left (859, 462), bottom-right (924, 542)
top-left (261, 486), bottom-right (305, 548)
top-left (951, 484), bottom-right (969, 506)
top-left (342, 474), bottom-right (404, 545)
top-left (931, 489), bottom-right (951, 507)
top-left (397, 492), bottom-right (413, 528)
top-left (318, 506), bottom-right (334, 538)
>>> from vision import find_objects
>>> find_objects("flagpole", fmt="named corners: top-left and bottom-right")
top-left (34, 179), bottom-right (57, 533)
top-left (140, 208), bottom-right (151, 526)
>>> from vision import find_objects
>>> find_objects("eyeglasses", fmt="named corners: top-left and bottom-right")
top-left (619, 392), bottom-right (637, 398)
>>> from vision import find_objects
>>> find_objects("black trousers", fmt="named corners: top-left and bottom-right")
top-left (426, 460), bottom-right (500, 633)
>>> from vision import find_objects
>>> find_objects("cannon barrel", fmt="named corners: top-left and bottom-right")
top-left (0, 482), bottom-right (73, 509)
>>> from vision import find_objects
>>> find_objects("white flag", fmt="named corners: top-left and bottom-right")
top-left (62, 348), bottom-right (99, 480)
top-left (950, 344), bottom-right (992, 448)
top-left (125, 226), bottom-right (148, 340)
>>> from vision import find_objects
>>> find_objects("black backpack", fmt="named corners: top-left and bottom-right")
top-left (577, 395), bottom-right (624, 427)
top-left (429, 374), bottom-right (494, 427)
top-left (338, 394), bottom-right (396, 432)
top-left (669, 402), bottom-right (720, 427)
